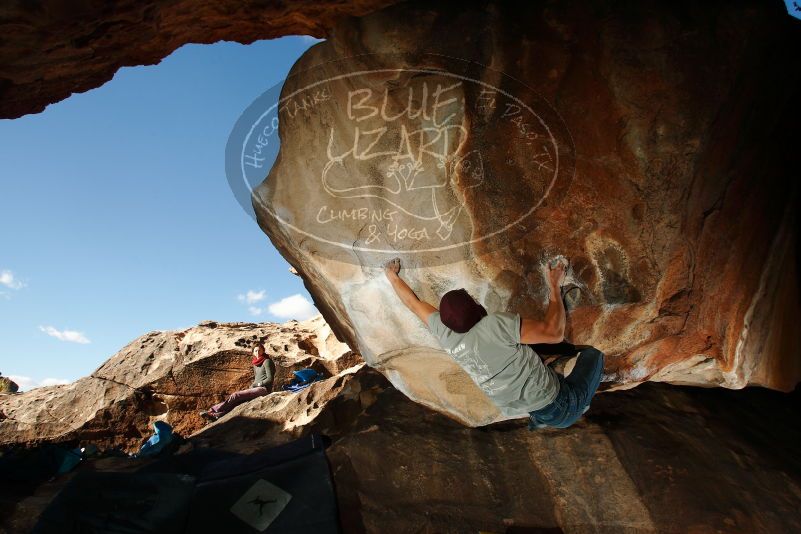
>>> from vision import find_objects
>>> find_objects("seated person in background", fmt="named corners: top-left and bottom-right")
top-left (200, 343), bottom-right (276, 421)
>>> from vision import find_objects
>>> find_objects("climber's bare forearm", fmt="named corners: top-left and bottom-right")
top-left (543, 285), bottom-right (566, 340)
top-left (386, 271), bottom-right (437, 323)
top-left (387, 271), bottom-right (418, 308)
top-left (520, 266), bottom-right (567, 344)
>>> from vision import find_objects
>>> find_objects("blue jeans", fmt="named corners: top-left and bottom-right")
top-left (528, 347), bottom-right (604, 430)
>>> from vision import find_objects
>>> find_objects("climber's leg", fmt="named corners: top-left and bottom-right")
top-left (528, 376), bottom-right (572, 429)
top-left (529, 347), bottom-right (604, 430)
top-left (208, 386), bottom-right (269, 418)
top-left (564, 346), bottom-right (604, 412)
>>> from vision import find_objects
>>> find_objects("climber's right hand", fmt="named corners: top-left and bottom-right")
top-left (384, 257), bottom-right (401, 277)
top-left (547, 258), bottom-right (567, 288)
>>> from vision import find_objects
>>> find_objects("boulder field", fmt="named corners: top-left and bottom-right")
top-left (0, 316), bottom-right (358, 452)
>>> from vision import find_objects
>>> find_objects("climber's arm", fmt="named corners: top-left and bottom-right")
top-left (519, 294), bottom-right (565, 344)
top-left (520, 260), bottom-right (567, 344)
top-left (384, 258), bottom-right (437, 324)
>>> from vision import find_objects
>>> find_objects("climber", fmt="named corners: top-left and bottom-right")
top-left (384, 257), bottom-right (604, 429)
top-left (200, 343), bottom-right (276, 422)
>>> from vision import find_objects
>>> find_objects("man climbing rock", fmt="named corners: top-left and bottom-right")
top-left (384, 257), bottom-right (604, 429)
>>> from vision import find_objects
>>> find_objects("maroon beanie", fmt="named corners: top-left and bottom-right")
top-left (439, 289), bottom-right (488, 333)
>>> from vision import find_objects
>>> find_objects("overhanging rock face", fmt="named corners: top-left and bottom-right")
top-left (252, 0), bottom-right (800, 425)
top-left (0, 0), bottom-right (399, 119)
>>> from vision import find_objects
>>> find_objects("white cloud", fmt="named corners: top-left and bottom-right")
top-left (248, 306), bottom-right (263, 316)
top-left (39, 325), bottom-right (91, 344)
top-left (237, 289), bottom-right (266, 305)
top-left (0, 269), bottom-right (25, 290)
top-left (39, 378), bottom-right (70, 387)
top-left (7, 375), bottom-right (34, 389)
top-left (267, 294), bottom-right (318, 320)
top-left (299, 35), bottom-right (325, 44)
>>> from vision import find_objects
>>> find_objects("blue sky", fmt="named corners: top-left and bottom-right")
top-left (0, 35), bottom-right (323, 390)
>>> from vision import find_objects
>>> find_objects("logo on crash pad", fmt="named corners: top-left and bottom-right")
top-left (230, 479), bottom-right (292, 531)
top-left (226, 52), bottom-right (575, 266)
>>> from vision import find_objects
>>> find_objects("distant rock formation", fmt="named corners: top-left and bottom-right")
top-left (0, 316), bottom-right (360, 452)
top-left (251, 0), bottom-right (801, 425)
top-left (0, 374), bottom-right (19, 394)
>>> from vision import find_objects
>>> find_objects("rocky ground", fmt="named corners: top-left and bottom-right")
top-left (2, 318), bottom-right (800, 533)
top-left (325, 374), bottom-right (801, 533)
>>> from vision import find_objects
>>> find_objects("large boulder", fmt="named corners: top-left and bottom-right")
top-left (0, 316), bottom-right (359, 452)
top-left (251, 0), bottom-right (801, 425)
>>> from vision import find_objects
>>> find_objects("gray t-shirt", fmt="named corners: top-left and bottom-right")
top-left (427, 311), bottom-right (559, 417)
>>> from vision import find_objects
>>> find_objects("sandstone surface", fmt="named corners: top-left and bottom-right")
top-left (251, 0), bottom-right (801, 425)
top-left (0, 316), bottom-right (358, 452)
